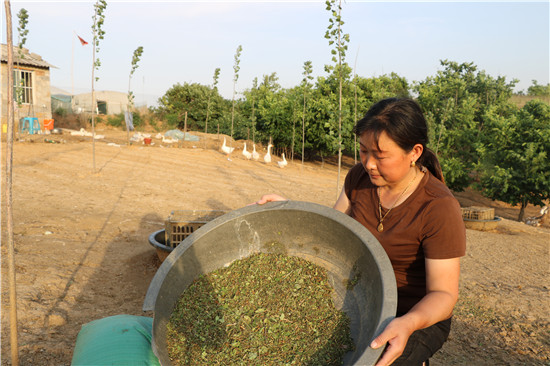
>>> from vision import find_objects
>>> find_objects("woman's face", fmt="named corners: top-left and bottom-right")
top-left (359, 131), bottom-right (417, 187)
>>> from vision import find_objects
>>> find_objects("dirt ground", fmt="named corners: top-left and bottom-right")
top-left (1, 127), bottom-right (549, 365)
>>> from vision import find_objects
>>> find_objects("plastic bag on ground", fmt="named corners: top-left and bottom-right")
top-left (71, 314), bottom-right (160, 365)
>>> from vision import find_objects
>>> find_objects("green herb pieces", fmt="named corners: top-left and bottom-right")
top-left (166, 252), bottom-right (354, 365)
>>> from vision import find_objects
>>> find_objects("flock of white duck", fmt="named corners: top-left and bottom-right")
top-left (221, 137), bottom-right (288, 168)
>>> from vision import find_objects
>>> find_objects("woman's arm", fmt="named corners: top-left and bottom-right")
top-left (256, 187), bottom-right (351, 212)
top-left (333, 187), bottom-right (351, 214)
top-left (370, 257), bottom-right (460, 366)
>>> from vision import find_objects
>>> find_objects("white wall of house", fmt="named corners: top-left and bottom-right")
top-left (72, 91), bottom-right (129, 115)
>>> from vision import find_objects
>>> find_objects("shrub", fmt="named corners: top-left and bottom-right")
top-left (106, 113), bottom-right (124, 128)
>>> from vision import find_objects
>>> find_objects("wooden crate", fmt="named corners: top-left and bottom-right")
top-left (165, 210), bottom-right (228, 248)
top-left (461, 207), bottom-right (495, 221)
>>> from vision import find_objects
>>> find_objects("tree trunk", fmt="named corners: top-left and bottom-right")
top-left (205, 94), bottom-right (211, 135)
top-left (183, 111), bottom-right (187, 135)
top-left (291, 105), bottom-right (296, 162)
top-left (302, 88), bottom-right (306, 168)
top-left (4, 2), bottom-right (20, 364)
top-left (230, 81), bottom-right (236, 141)
top-left (127, 75), bottom-right (131, 145)
top-left (336, 0), bottom-right (343, 200)
top-left (518, 201), bottom-right (527, 222)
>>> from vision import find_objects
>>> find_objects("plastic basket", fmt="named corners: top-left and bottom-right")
top-left (164, 210), bottom-right (228, 248)
top-left (461, 207), bottom-right (495, 221)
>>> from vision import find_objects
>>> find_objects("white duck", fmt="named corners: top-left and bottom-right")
top-left (221, 137), bottom-right (235, 155)
top-left (252, 144), bottom-right (260, 161)
top-left (277, 152), bottom-right (288, 168)
top-left (242, 142), bottom-right (252, 160)
top-left (162, 136), bottom-right (178, 144)
top-left (263, 143), bottom-right (273, 164)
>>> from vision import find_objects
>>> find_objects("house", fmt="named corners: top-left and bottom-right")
top-left (72, 90), bottom-right (129, 115)
top-left (1, 44), bottom-right (55, 131)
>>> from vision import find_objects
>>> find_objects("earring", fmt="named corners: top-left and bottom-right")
top-left (411, 161), bottom-right (416, 167)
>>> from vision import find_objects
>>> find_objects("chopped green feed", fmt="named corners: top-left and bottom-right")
top-left (166, 252), bottom-right (355, 365)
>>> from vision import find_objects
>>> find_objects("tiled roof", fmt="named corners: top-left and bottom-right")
top-left (1, 44), bottom-right (56, 69)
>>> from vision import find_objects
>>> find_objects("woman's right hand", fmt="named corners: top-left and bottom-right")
top-left (254, 194), bottom-right (288, 205)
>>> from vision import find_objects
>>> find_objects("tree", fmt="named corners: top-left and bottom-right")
top-left (15, 8), bottom-right (28, 109)
top-left (415, 60), bottom-right (517, 191)
top-left (527, 80), bottom-right (550, 97)
top-left (477, 100), bottom-right (550, 221)
top-left (352, 47), bottom-right (359, 164)
top-left (251, 72), bottom-right (288, 146)
top-left (301, 60), bottom-right (313, 167)
top-left (91, 0), bottom-right (107, 171)
top-left (157, 82), bottom-right (229, 132)
top-left (249, 77), bottom-right (258, 143)
top-left (127, 46), bottom-right (143, 109)
top-left (325, 0), bottom-right (350, 196)
top-left (126, 46), bottom-right (143, 142)
top-left (5, 3), bottom-right (20, 364)
top-left (205, 67), bottom-right (220, 135)
top-left (231, 45), bottom-right (242, 140)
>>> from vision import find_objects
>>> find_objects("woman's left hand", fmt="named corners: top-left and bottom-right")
top-left (370, 316), bottom-right (415, 366)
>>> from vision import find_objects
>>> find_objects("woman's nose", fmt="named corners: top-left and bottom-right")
top-left (364, 154), bottom-right (376, 170)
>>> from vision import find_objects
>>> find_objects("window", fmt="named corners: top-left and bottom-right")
top-left (13, 69), bottom-right (33, 104)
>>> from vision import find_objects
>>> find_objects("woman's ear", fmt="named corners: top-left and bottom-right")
top-left (412, 143), bottom-right (424, 162)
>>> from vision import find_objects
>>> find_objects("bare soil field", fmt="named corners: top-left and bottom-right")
top-left (1, 127), bottom-right (549, 365)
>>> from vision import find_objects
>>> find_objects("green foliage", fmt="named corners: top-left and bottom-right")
top-left (106, 113), bottom-right (124, 127)
top-left (205, 67), bottom-right (221, 134)
top-left (415, 60), bottom-right (517, 191)
top-left (301, 61), bottom-right (314, 163)
top-left (527, 80), bottom-right (550, 97)
top-left (128, 46), bottom-right (144, 108)
top-left (324, 0), bottom-right (349, 65)
top-left (54, 107), bottom-right (67, 117)
top-left (92, 0), bottom-right (107, 82)
top-left (132, 111), bottom-right (143, 128)
top-left (15, 8), bottom-right (29, 106)
top-left (16, 9), bottom-right (29, 50)
top-left (106, 111), bottom-right (142, 129)
top-left (231, 45), bottom-right (243, 138)
top-left (157, 82), bottom-right (228, 131)
top-left (233, 45), bottom-right (242, 83)
top-left (476, 100), bottom-right (550, 220)
top-left (130, 46), bottom-right (144, 76)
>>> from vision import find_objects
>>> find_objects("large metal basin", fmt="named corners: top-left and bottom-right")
top-left (143, 201), bottom-right (397, 365)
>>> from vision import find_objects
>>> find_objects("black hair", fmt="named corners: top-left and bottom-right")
top-left (354, 97), bottom-right (444, 182)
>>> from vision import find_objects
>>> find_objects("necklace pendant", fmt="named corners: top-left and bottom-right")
top-left (377, 222), bottom-right (384, 232)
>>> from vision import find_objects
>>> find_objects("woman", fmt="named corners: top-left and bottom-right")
top-left (256, 98), bottom-right (466, 366)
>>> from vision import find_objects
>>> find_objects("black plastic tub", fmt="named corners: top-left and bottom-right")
top-left (148, 229), bottom-right (172, 262)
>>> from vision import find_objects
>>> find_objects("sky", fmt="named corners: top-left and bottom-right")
top-left (2, 1), bottom-right (548, 107)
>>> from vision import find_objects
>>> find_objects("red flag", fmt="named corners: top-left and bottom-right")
top-left (76, 34), bottom-right (88, 46)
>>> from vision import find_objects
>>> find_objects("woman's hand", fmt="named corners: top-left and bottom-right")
top-left (370, 316), bottom-right (416, 366)
top-left (254, 194), bottom-right (288, 205)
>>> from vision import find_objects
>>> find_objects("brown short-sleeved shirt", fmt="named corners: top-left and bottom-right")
top-left (344, 163), bottom-right (466, 314)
